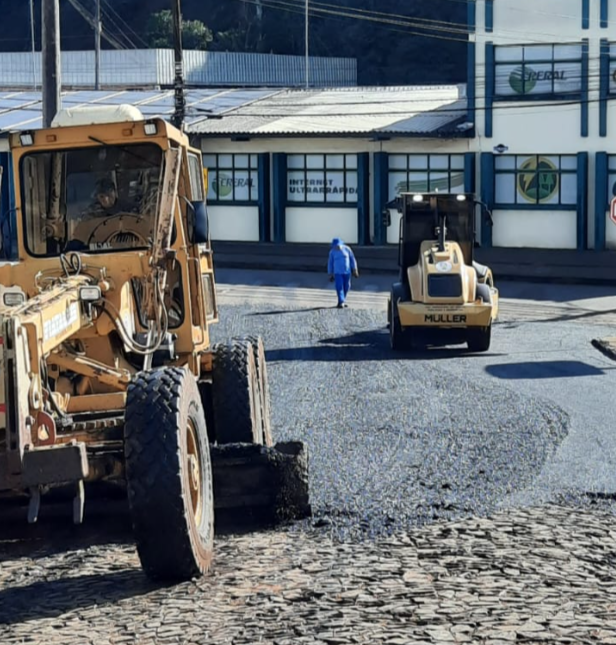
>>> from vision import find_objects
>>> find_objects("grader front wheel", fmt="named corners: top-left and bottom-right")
top-left (124, 367), bottom-right (214, 581)
top-left (212, 340), bottom-right (264, 444)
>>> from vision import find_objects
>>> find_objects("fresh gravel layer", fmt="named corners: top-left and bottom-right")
top-left (213, 304), bottom-right (569, 541)
top-left (1, 506), bottom-right (616, 644)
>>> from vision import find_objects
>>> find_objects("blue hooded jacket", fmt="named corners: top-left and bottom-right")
top-left (328, 238), bottom-right (357, 275)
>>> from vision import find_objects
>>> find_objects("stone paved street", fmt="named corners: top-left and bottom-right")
top-left (1, 506), bottom-right (616, 644)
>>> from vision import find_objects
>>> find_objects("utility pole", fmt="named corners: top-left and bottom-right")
top-left (171, 0), bottom-right (185, 130)
top-left (30, 0), bottom-right (37, 90)
top-left (305, 0), bottom-right (309, 89)
top-left (94, 0), bottom-right (101, 90)
top-left (42, 0), bottom-right (61, 127)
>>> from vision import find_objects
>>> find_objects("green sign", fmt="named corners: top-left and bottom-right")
top-left (517, 157), bottom-right (559, 203)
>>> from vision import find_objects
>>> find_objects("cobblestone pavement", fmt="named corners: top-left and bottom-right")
top-left (1, 506), bottom-right (616, 644)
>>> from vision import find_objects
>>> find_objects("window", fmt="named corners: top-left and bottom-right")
top-left (608, 156), bottom-right (616, 203)
top-left (202, 154), bottom-right (258, 203)
top-left (609, 43), bottom-right (616, 96)
top-left (188, 152), bottom-right (205, 202)
top-left (388, 154), bottom-right (465, 200)
top-left (287, 154), bottom-right (358, 204)
top-left (494, 155), bottom-right (578, 206)
top-left (21, 143), bottom-right (163, 257)
top-left (494, 44), bottom-right (583, 99)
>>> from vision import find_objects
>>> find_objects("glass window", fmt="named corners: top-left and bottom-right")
top-left (494, 155), bottom-right (578, 207)
top-left (188, 153), bottom-right (204, 202)
top-left (202, 153), bottom-right (259, 203)
top-left (608, 155), bottom-right (616, 203)
top-left (387, 154), bottom-right (466, 199)
top-left (21, 143), bottom-right (163, 257)
top-left (494, 43), bottom-right (583, 99)
top-left (286, 154), bottom-right (359, 204)
top-left (609, 44), bottom-right (616, 96)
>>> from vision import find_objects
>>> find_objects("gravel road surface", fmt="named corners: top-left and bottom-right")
top-left (2, 276), bottom-right (616, 644)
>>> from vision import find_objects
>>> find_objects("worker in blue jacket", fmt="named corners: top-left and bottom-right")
top-left (328, 238), bottom-right (359, 308)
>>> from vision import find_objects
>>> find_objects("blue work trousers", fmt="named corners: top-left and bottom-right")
top-left (334, 273), bottom-right (351, 304)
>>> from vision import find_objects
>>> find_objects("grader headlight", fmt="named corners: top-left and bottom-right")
top-left (79, 286), bottom-right (102, 302)
top-left (3, 292), bottom-right (25, 307)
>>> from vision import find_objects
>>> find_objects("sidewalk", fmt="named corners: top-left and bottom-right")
top-left (212, 241), bottom-right (616, 286)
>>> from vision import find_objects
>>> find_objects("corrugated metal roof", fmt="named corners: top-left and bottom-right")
top-left (189, 86), bottom-right (470, 137)
top-left (0, 88), bottom-right (280, 133)
top-left (0, 85), bottom-right (469, 138)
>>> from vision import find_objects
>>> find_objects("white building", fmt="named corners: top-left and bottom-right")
top-left (471, 0), bottom-right (616, 250)
top-left (2, 3), bottom-right (616, 253)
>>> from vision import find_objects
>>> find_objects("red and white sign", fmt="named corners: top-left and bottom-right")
top-left (611, 197), bottom-right (616, 225)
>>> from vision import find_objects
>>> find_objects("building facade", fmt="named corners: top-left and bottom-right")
top-left (471, 0), bottom-right (616, 249)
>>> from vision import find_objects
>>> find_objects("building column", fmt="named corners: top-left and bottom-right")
top-left (257, 153), bottom-right (271, 242)
top-left (373, 151), bottom-right (388, 245)
top-left (272, 153), bottom-right (287, 243)
top-left (577, 152), bottom-right (589, 251)
top-left (480, 152), bottom-right (494, 248)
top-left (357, 152), bottom-right (370, 245)
top-left (595, 152), bottom-right (608, 250)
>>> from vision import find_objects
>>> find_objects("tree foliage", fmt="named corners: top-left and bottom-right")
top-left (146, 9), bottom-right (213, 50)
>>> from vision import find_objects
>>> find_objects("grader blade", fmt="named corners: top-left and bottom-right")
top-left (211, 441), bottom-right (310, 528)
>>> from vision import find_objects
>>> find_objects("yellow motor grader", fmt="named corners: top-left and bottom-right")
top-left (386, 192), bottom-right (499, 352)
top-left (0, 105), bottom-right (308, 581)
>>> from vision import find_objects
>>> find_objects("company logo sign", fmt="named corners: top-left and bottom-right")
top-left (517, 157), bottom-right (559, 203)
top-left (212, 172), bottom-right (253, 198)
top-left (508, 65), bottom-right (568, 95)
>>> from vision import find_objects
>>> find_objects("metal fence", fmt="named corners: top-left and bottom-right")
top-left (0, 50), bottom-right (357, 89)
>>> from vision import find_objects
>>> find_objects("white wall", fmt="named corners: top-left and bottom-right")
top-left (492, 209), bottom-right (577, 249)
top-left (208, 205), bottom-right (260, 242)
top-left (471, 0), bottom-right (616, 249)
top-left (202, 137), bottom-right (470, 245)
top-left (285, 207), bottom-right (358, 244)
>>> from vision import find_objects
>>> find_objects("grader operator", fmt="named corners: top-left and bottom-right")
top-left (0, 105), bottom-right (302, 581)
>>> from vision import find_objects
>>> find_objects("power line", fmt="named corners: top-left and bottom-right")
top-left (100, 0), bottom-right (149, 48)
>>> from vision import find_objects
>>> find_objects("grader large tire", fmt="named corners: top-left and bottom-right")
top-left (124, 367), bottom-right (214, 581)
top-left (212, 340), bottom-right (263, 445)
top-left (233, 334), bottom-right (272, 447)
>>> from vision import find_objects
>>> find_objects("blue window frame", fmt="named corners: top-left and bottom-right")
top-left (202, 153), bottom-right (259, 204)
top-left (494, 154), bottom-right (578, 208)
top-left (494, 44), bottom-right (583, 101)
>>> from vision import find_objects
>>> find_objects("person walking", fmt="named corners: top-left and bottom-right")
top-left (328, 237), bottom-right (359, 308)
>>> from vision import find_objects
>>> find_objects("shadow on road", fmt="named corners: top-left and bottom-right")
top-left (249, 306), bottom-right (331, 316)
top-left (485, 360), bottom-right (610, 380)
top-left (0, 570), bottom-right (159, 625)
top-left (266, 329), bottom-right (507, 362)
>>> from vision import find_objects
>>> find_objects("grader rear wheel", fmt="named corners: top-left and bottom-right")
top-left (124, 367), bottom-right (214, 581)
top-left (212, 340), bottom-right (263, 444)
top-left (233, 334), bottom-right (272, 447)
